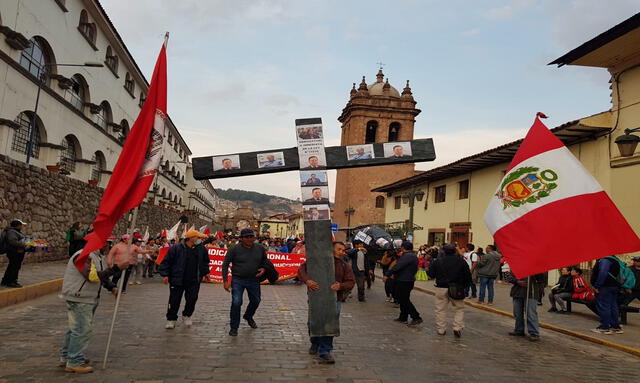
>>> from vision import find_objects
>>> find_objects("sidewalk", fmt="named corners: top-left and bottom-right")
top-left (414, 279), bottom-right (640, 351)
top-left (0, 259), bottom-right (68, 308)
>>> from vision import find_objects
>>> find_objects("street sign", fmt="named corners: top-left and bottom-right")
top-left (331, 223), bottom-right (338, 232)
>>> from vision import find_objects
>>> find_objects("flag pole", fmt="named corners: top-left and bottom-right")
top-left (102, 206), bottom-right (139, 369)
top-left (524, 276), bottom-right (531, 335)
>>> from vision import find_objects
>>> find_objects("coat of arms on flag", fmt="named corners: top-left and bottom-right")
top-left (496, 166), bottom-right (558, 209)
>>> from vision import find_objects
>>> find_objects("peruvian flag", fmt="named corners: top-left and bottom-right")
top-left (75, 38), bottom-right (168, 270)
top-left (484, 115), bottom-right (640, 278)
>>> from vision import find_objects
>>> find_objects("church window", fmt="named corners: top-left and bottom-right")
top-left (365, 121), bottom-right (378, 143)
top-left (388, 122), bottom-right (401, 141)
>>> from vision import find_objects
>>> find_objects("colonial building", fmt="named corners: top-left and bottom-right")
top-left (332, 69), bottom-right (421, 240)
top-left (0, 0), bottom-right (217, 224)
top-left (258, 214), bottom-right (289, 238)
top-left (374, 13), bottom-right (640, 278)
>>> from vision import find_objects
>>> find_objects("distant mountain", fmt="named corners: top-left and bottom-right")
top-left (216, 188), bottom-right (301, 217)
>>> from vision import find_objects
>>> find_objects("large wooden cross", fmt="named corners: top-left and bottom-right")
top-left (192, 117), bottom-right (435, 336)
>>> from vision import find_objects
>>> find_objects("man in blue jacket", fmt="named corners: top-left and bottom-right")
top-left (384, 241), bottom-right (422, 325)
top-left (160, 230), bottom-right (210, 329)
top-left (590, 256), bottom-right (623, 334)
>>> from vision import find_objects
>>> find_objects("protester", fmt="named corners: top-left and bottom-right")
top-left (159, 230), bottom-right (209, 329)
top-left (380, 249), bottom-right (398, 304)
top-left (461, 243), bottom-right (478, 299)
top-left (427, 243), bottom-right (471, 337)
top-left (548, 267), bottom-right (573, 313)
top-left (385, 241), bottom-right (423, 325)
top-left (297, 241), bottom-right (355, 364)
top-left (590, 256), bottom-right (624, 334)
top-left (507, 271), bottom-right (545, 341)
top-left (222, 229), bottom-right (268, 336)
top-left (291, 240), bottom-right (306, 254)
top-left (129, 238), bottom-right (151, 285)
top-left (349, 241), bottom-right (370, 302)
top-left (107, 234), bottom-right (146, 293)
top-left (143, 238), bottom-right (158, 278)
top-left (476, 244), bottom-right (501, 305)
top-left (622, 257), bottom-right (640, 306)
top-left (59, 244), bottom-right (127, 373)
top-left (66, 222), bottom-right (86, 257)
top-left (1, 219), bottom-right (27, 288)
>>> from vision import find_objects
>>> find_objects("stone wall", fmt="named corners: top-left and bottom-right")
top-left (0, 154), bottom-right (210, 265)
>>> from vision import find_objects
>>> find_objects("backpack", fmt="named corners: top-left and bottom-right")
top-left (607, 256), bottom-right (636, 290)
top-left (0, 228), bottom-right (7, 255)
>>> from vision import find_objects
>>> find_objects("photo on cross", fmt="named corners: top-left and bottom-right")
top-left (346, 144), bottom-right (375, 161)
top-left (257, 152), bottom-right (285, 169)
top-left (301, 186), bottom-right (330, 204)
top-left (212, 154), bottom-right (240, 171)
top-left (300, 171), bottom-right (328, 186)
top-left (303, 204), bottom-right (330, 221)
top-left (383, 142), bottom-right (412, 158)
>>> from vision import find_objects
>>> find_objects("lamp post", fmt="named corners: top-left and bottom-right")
top-left (344, 207), bottom-right (355, 240)
top-left (615, 127), bottom-right (640, 157)
top-left (26, 61), bottom-right (104, 164)
top-left (401, 186), bottom-right (425, 241)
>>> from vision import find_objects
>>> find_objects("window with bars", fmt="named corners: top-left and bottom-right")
top-left (434, 185), bottom-right (446, 203)
top-left (91, 152), bottom-right (105, 181)
top-left (11, 113), bottom-right (40, 158)
top-left (65, 76), bottom-right (84, 110)
top-left (96, 102), bottom-right (111, 130)
top-left (60, 136), bottom-right (77, 172)
top-left (19, 38), bottom-right (48, 81)
top-left (78, 10), bottom-right (96, 44)
top-left (105, 46), bottom-right (118, 74)
top-left (124, 73), bottom-right (135, 94)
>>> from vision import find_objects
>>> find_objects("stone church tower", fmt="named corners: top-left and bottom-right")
top-left (333, 69), bottom-right (421, 240)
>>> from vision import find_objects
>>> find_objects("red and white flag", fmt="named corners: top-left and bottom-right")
top-left (75, 37), bottom-right (168, 270)
top-left (484, 115), bottom-right (640, 278)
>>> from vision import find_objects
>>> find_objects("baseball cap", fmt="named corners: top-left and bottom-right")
top-left (401, 241), bottom-right (414, 251)
top-left (133, 238), bottom-right (142, 243)
top-left (10, 219), bottom-right (26, 227)
top-left (240, 228), bottom-right (255, 237)
top-left (185, 230), bottom-right (207, 239)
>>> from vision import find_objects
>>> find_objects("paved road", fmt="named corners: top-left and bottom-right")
top-left (0, 277), bottom-right (637, 383)
top-left (0, 260), bottom-right (67, 291)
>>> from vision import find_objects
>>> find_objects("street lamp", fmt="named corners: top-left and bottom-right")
top-left (615, 128), bottom-right (640, 157)
top-left (402, 187), bottom-right (425, 241)
top-left (344, 207), bottom-right (355, 240)
top-left (26, 61), bottom-right (104, 164)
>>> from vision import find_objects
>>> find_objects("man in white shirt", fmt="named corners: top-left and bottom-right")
top-left (461, 243), bottom-right (478, 299)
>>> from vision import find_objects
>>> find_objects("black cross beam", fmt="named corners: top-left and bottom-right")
top-left (191, 139), bottom-right (435, 180)
top-left (193, 118), bottom-right (435, 337)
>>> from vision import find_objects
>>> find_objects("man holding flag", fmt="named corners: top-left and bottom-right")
top-left (484, 113), bottom-right (640, 339)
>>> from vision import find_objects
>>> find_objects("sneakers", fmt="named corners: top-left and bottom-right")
top-left (183, 316), bottom-right (192, 327)
top-left (165, 320), bottom-right (176, 329)
top-left (128, 282), bottom-right (134, 285)
top-left (591, 327), bottom-right (613, 334)
top-left (487, 301), bottom-right (494, 306)
top-left (309, 344), bottom-right (319, 355)
top-left (65, 364), bottom-right (93, 374)
top-left (59, 358), bottom-right (90, 367)
top-left (508, 331), bottom-right (525, 336)
top-left (408, 318), bottom-right (423, 326)
top-left (229, 328), bottom-right (238, 336)
top-left (528, 334), bottom-right (540, 342)
top-left (453, 329), bottom-right (462, 338)
top-left (393, 318), bottom-right (408, 324)
top-left (3, 282), bottom-right (22, 288)
top-left (437, 330), bottom-right (446, 336)
top-left (611, 327), bottom-right (624, 334)
top-left (318, 353), bottom-right (335, 364)
top-left (476, 300), bottom-right (484, 305)
top-left (135, 281), bottom-right (142, 285)
top-left (548, 308), bottom-right (558, 313)
top-left (245, 317), bottom-right (258, 329)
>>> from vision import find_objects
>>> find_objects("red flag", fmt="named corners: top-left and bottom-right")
top-left (161, 229), bottom-right (167, 238)
top-left (203, 227), bottom-right (211, 236)
top-left (75, 39), bottom-right (168, 270)
top-left (155, 246), bottom-right (170, 265)
top-left (484, 116), bottom-right (640, 277)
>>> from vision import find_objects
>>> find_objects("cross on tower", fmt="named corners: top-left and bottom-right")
top-left (192, 118), bottom-right (435, 336)
top-left (376, 61), bottom-right (386, 70)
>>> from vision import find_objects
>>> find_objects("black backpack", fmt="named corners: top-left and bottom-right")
top-left (0, 228), bottom-right (8, 255)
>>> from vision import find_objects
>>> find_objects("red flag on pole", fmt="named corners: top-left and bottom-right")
top-left (75, 39), bottom-right (168, 270)
top-left (484, 116), bottom-right (640, 278)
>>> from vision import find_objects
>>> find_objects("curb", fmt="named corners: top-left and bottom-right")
top-left (0, 278), bottom-right (63, 309)
top-left (385, 277), bottom-right (640, 358)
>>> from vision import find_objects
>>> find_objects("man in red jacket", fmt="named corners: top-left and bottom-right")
top-left (297, 242), bottom-right (355, 364)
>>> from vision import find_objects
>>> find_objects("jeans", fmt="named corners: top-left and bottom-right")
top-left (1, 252), bottom-right (25, 285)
top-left (464, 283), bottom-right (477, 298)
top-left (513, 298), bottom-right (539, 336)
top-left (355, 272), bottom-right (366, 301)
top-left (167, 283), bottom-right (201, 320)
top-left (60, 301), bottom-right (98, 367)
top-left (478, 277), bottom-right (495, 302)
top-left (131, 263), bottom-right (144, 283)
top-left (548, 291), bottom-right (571, 311)
top-left (230, 278), bottom-right (261, 329)
top-left (112, 266), bottom-right (131, 291)
top-left (596, 286), bottom-right (620, 329)
top-left (310, 302), bottom-right (342, 356)
top-left (396, 281), bottom-right (421, 321)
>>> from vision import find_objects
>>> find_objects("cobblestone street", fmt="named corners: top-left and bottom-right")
top-left (0, 277), bottom-right (638, 383)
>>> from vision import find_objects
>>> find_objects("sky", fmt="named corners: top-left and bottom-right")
top-left (101, 0), bottom-right (640, 201)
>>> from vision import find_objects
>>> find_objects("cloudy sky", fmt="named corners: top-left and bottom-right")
top-left (101, 0), bottom-right (639, 200)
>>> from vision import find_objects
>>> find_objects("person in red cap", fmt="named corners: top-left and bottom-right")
top-left (159, 230), bottom-right (210, 329)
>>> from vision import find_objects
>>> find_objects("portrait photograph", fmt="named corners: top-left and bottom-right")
top-left (300, 152), bottom-right (327, 169)
top-left (297, 125), bottom-right (323, 140)
top-left (303, 204), bottom-right (330, 221)
top-left (212, 154), bottom-right (240, 171)
top-left (383, 142), bottom-right (412, 158)
top-left (300, 171), bottom-right (328, 187)
top-left (301, 186), bottom-right (330, 205)
top-left (257, 152), bottom-right (285, 169)
top-left (346, 144), bottom-right (375, 161)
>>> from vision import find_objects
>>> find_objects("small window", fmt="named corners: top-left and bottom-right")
top-left (388, 122), bottom-right (401, 142)
top-left (428, 231), bottom-right (445, 247)
top-left (78, 10), bottom-right (96, 45)
top-left (365, 121), bottom-right (378, 144)
top-left (394, 196), bottom-right (402, 209)
top-left (459, 180), bottom-right (469, 200)
top-left (65, 75), bottom-right (86, 111)
top-left (12, 112), bottom-right (41, 158)
top-left (105, 46), bottom-right (118, 74)
top-left (60, 135), bottom-right (78, 172)
top-left (124, 73), bottom-right (135, 95)
top-left (375, 196), bottom-right (385, 208)
top-left (434, 185), bottom-right (446, 203)
top-left (139, 92), bottom-right (146, 108)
